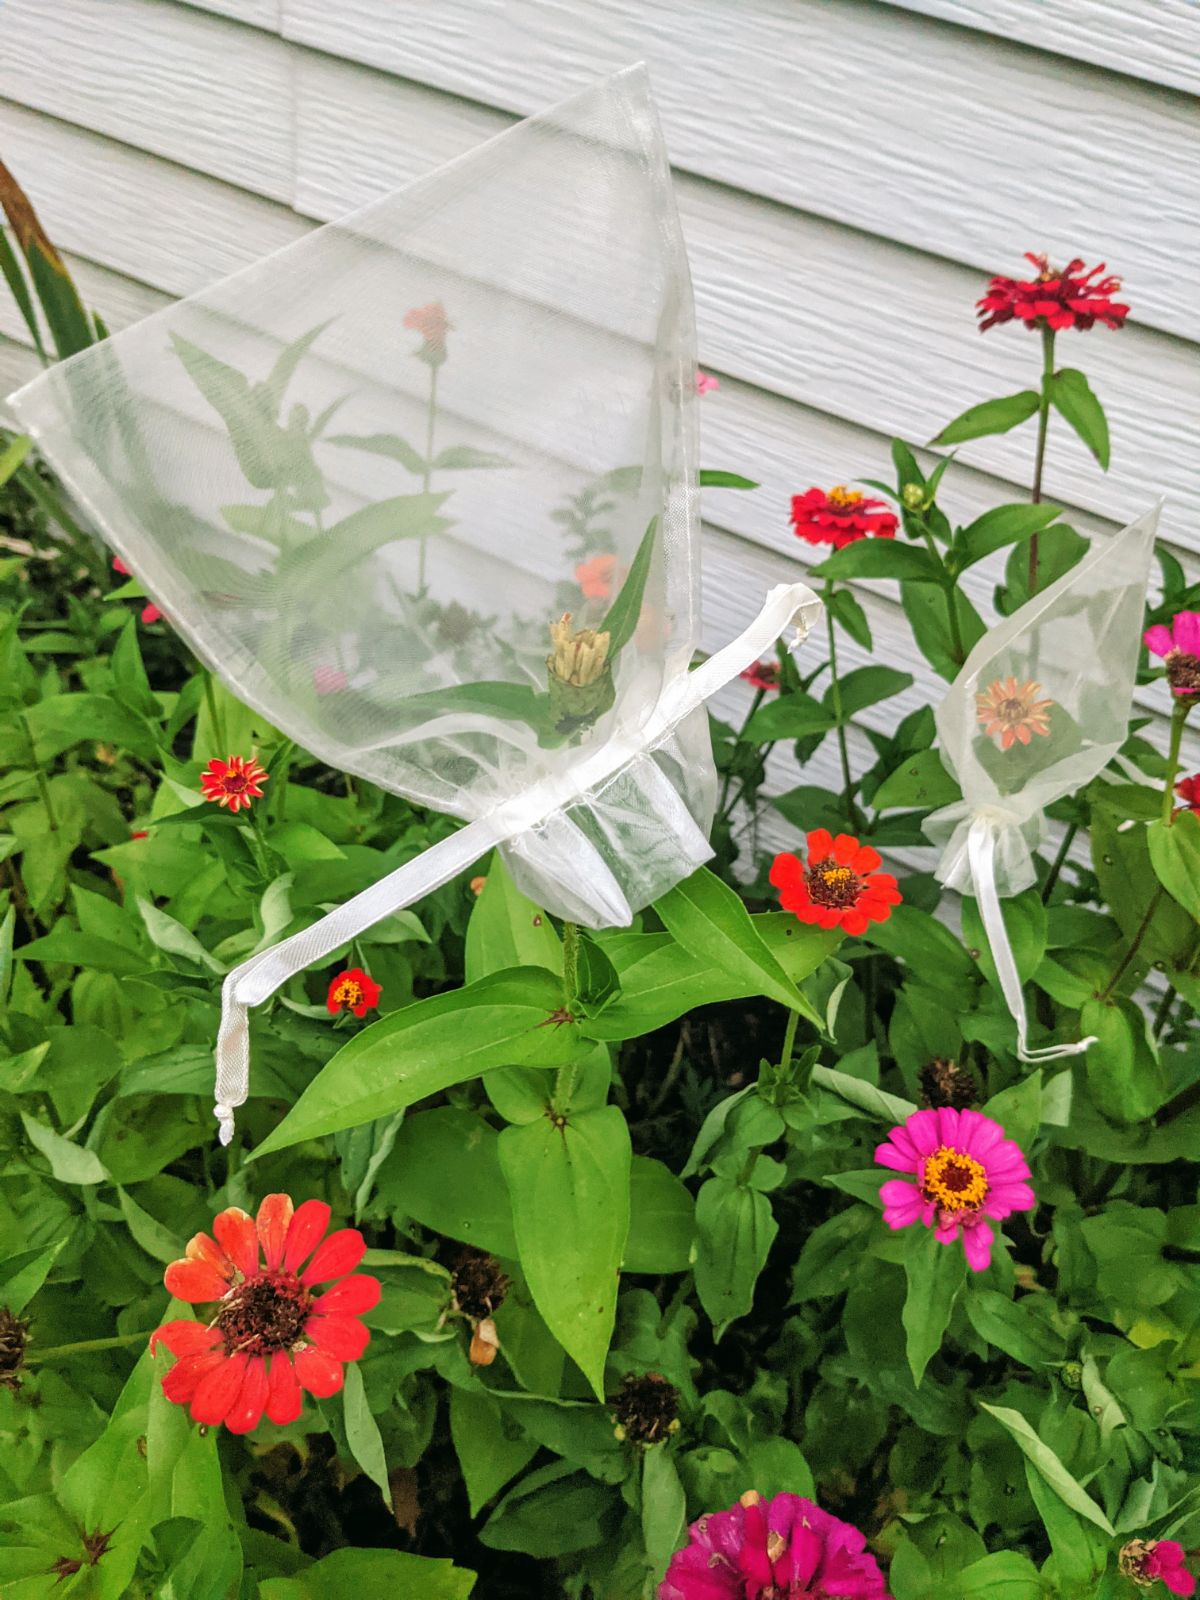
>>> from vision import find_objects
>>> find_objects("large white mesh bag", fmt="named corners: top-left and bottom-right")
top-left (925, 505), bottom-right (1159, 1060)
top-left (7, 66), bottom-right (821, 1140)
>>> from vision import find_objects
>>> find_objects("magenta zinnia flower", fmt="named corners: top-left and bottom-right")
top-left (1121, 1540), bottom-right (1197, 1597)
top-left (875, 1107), bottom-right (1034, 1272)
top-left (659, 1490), bottom-right (889, 1600)
top-left (1145, 611), bottom-right (1200, 696)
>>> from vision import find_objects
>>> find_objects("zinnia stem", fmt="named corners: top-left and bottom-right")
top-left (417, 362), bottom-right (439, 592)
top-left (1099, 885), bottom-right (1165, 1003)
top-left (19, 710), bottom-right (58, 833)
top-left (779, 1006), bottom-right (800, 1073)
top-left (717, 688), bottom-right (766, 816)
top-left (917, 524), bottom-right (965, 666)
top-left (825, 585), bottom-right (862, 831)
top-left (1028, 326), bottom-right (1056, 594)
top-left (26, 1329), bottom-right (158, 1363)
top-left (553, 922), bottom-right (581, 1112)
top-left (1162, 700), bottom-right (1192, 826)
top-left (203, 673), bottom-right (227, 759)
top-left (1040, 821), bottom-right (1078, 903)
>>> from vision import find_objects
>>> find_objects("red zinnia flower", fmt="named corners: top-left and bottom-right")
top-left (150, 1194), bottom-right (380, 1434)
top-left (790, 485), bottom-right (898, 550)
top-left (976, 252), bottom-right (1129, 334)
top-left (112, 555), bottom-right (164, 625)
top-left (199, 754), bottom-right (268, 813)
top-left (403, 301), bottom-right (451, 358)
top-left (327, 967), bottom-right (382, 1019)
top-left (1176, 774), bottom-right (1200, 812)
top-left (770, 829), bottom-right (902, 935)
top-left (740, 659), bottom-right (780, 693)
top-left (576, 553), bottom-right (618, 601)
top-left (313, 664), bottom-right (348, 696)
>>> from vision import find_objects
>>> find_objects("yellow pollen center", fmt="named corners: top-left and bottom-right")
top-left (807, 861), bottom-right (861, 909)
top-left (334, 980), bottom-right (363, 1008)
top-left (923, 1146), bottom-right (988, 1210)
top-left (827, 484), bottom-right (864, 509)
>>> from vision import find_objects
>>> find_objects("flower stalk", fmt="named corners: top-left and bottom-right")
top-left (824, 584), bottom-right (862, 831)
top-left (1028, 327), bottom-right (1056, 593)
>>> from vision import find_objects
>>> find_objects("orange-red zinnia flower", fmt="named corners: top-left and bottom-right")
top-left (790, 486), bottom-right (898, 550)
top-left (975, 677), bottom-right (1053, 749)
top-left (151, 1194), bottom-right (379, 1433)
top-left (403, 301), bottom-right (451, 357)
top-left (576, 553), bottom-right (618, 601)
top-left (199, 754), bottom-right (268, 813)
top-left (770, 830), bottom-right (901, 935)
top-left (327, 967), bottom-right (382, 1019)
top-left (976, 253), bottom-right (1129, 334)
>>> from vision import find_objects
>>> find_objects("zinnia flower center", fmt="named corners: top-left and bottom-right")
top-left (922, 1146), bottom-right (989, 1211)
top-left (826, 484), bottom-right (864, 511)
top-left (1167, 650), bottom-right (1200, 691)
top-left (333, 979), bottom-right (363, 1008)
top-left (222, 773), bottom-right (248, 793)
top-left (997, 696), bottom-right (1028, 722)
top-left (806, 861), bottom-right (862, 908)
top-left (215, 1273), bottom-right (310, 1356)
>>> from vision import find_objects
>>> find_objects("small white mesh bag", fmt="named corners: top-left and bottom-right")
top-left (7, 67), bottom-right (821, 1140)
top-left (925, 505), bottom-right (1159, 1060)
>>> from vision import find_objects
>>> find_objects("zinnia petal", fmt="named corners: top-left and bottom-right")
top-left (164, 1257), bottom-right (232, 1303)
top-left (150, 1320), bottom-right (222, 1357)
top-left (962, 1221), bottom-right (994, 1272)
top-left (162, 1350), bottom-right (225, 1405)
top-left (304, 1313), bottom-right (371, 1361)
top-left (1145, 624), bottom-right (1175, 659)
top-left (293, 1345), bottom-right (344, 1398)
top-left (225, 1356), bottom-right (270, 1435)
top-left (190, 1354), bottom-right (248, 1425)
top-left (301, 1228), bottom-right (367, 1285)
top-left (265, 1353), bottom-right (304, 1426)
top-left (312, 1274), bottom-right (381, 1316)
top-left (256, 1193), bottom-right (295, 1272)
top-left (281, 1199), bottom-right (332, 1273)
top-left (212, 1207), bottom-right (259, 1280)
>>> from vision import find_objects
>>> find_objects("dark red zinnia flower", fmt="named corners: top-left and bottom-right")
top-left (770, 829), bottom-right (902, 936)
top-left (1176, 775), bottom-right (1200, 812)
top-left (740, 660), bottom-right (780, 693)
top-left (790, 485), bottom-right (898, 550)
top-left (327, 967), bottom-right (382, 1019)
top-left (199, 754), bottom-right (268, 814)
top-left (976, 252), bottom-right (1129, 334)
top-left (151, 1194), bottom-right (380, 1433)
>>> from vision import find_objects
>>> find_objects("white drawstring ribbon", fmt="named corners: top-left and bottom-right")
top-left (212, 579), bottom-right (824, 1143)
top-left (965, 816), bottom-right (1096, 1064)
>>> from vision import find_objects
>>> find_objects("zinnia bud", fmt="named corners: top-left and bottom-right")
top-left (610, 1371), bottom-right (681, 1446)
top-left (547, 613), bottom-right (615, 734)
top-left (901, 482), bottom-right (927, 511)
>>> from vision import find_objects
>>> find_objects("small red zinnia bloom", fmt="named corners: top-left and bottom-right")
top-left (740, 659), bottom-right (780, 693)
top-left (1120, 1540), bottom-right (1197, 1598)
top-left (790, 485), bottom-right (898, 550)
top-left (112, 555), bottom-right (164, 625)
top-left (770, 830), bottom-right (901, 936)
top-left (1145, 611), bottom-right (1200, 696)
top-left (199, 754), bottom-right (268, 813)
top-left (313, 664), bottom-right (348, 696)
top-left (150, 1193), bottom-right (380, 1433)
top-left (576, 553), bottom-right (618, 601)
top-left (1176, 774), bottom-right (1200, 812)
top-left (976, 252), bottom-right (1129, 334)
top-left (327, 967), bottom-right (382, 1019)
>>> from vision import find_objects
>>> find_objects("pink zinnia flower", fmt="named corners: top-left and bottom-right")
top-left (1145, 612), bottom-right (1200, 696)
top-left (659, 1490), bottom-right (889, 1600)
top-left (740, 660), bottom-right (780, 693)
top-left (1121, 1540), bottom-right (1197, 1597)
top-left (313, 664), bottom-right (348, 696)
top-left (695, 370), bottom-right (719, 396)
top-left (576, 553), bottom-right (618, 601)
top-left (876, 1106), bottom-right (1035, 1272)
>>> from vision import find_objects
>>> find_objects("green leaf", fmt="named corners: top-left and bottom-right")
top-left (826, 585), bottom-right (872, 650)
top-left (828, 665), bottom-right (913, 720)
top-left (933, 389), bottom-right (1041, 446)
top-left (601, 517), bottom-right (657, 656)
top-left (118, 1186), bottom-right (183, 1264)
top-left (0, 432), bottom-right (32, 489)
top-left (626, 1156), bottom-right (695, 1273)
top-left (654, 868), bottom-right (823, 1024)
top-left (21, 1112), bottom-right (108, 1184)
top-left (499, 1104), bottom-right (631, 1397)
top-left (1078, 996), bottom-right (1166, 1124)
top-left (376, 1107), bottom-right (516, 1256)
top-left (341, 1362), bottom-right (390, 1504)
top-left (480, 1461), bottom-right (614, 1557)
top-left (433, 444), bottom-right (513, 471)
top-left (0, 904), bottom-right (13, 1004)
top-left (328, 431), bottom-right (428, 475)
top-left (1024, 1457), bottom-right (1107, 1590)
top-left (957, 503), bottom-right (1062, 569)
top-left (21, 692), bottom-right (160, 764)
top-left (698, 469), bottom-right (758, 489)
top-left (744, 694), bottom-right (837, 741)
top-left (137, 895), bottom-right (226, 974)
top-left (962, 888), bottom-right (1046, 991)
top-left (0, 224), bottom-right (45, 359)
top-left (449, 1388), bottom-right (539, 1517)
top-left (810, 1065), bottom-right (916, 1124)
top-left (1049, 367), bottom-right (1110, 469)
top-left (642, 1446), bottom-right (687, 1584)
top-left (902, 579), bottom-right (987, 681)
top-left (259, 1548), bottom-right (476, 1599)
top-left (693, 1176), bottom-right (778, 1339)
top-left (0, 1237), bottom-right (67, 1314)
top-left (250, 967), bottom-right (583, 1156)
top-left (956, 1550), bottom-right (1042, 1598)
top-left (1148, 811), bottom-right (1200, 921)
top-left (871, 748), bottom-right (961, 811)
top-left (979, 1403), bottom-right (1115, 1532)
top-left (902, 1229), bottom-right (966, 1384)
top-left (813, 541), bottom-right (944, 584)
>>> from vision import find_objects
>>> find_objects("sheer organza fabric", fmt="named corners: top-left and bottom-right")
top-left (926, 505), bottom-right (1159, 1059)
top-left (7, 67), bottom-right (821, 1138)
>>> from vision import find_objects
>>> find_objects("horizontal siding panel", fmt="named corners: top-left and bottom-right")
top-left (0, 0), bottom-right (293, 202)
top-left (882, 0), bottom-right (1200, 97)
top-left (282, 0), bottom-right (1199, 339)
